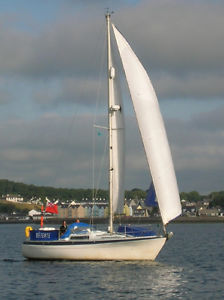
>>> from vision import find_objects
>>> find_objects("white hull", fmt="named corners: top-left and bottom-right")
top-left (22, 236), bottom-right (166, 261)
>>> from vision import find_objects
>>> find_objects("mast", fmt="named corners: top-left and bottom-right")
top-left (106, 12), bottom-right (114, 233)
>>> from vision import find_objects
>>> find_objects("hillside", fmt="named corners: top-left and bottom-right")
top-left (1, 179), bottom-right (223, 209)
top-left (0, 179), bottom-right (108, 202)
top-left (0, 179), bottom-right (149, 202)
top-left (0, 200), bottom-right (40, 214)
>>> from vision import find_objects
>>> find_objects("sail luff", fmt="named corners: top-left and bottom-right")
top-left (112, 24), bottom-right (181, 225)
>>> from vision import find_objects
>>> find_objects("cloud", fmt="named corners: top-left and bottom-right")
top-left (0, 1), bottom-right (223, 87)
top-left (115, 1), bottom-right (224, 73)
top-left (1, 103), bottom-right (224, 194)
top-left (0, 0), bottom-right (223, 107)
top-left (0, 13), bottom-right (103, 77)
top-left (166, 105), bottom-right (224, 193)
top-left (113, 0), bottom-right (224, 100)
top-left (0, 113), bottom-right (110, 188)
top-left (32, 76), bottom-right (107, 107)
top-left (0, 0), bottom-right (224, 194)
top-left (0, 87), bottom-right (13, 104)
top-left (155, 72), bottom-right (224, 100)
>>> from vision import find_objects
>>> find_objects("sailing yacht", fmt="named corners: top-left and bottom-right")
top-left (22, 14), bottom-right (181, 261)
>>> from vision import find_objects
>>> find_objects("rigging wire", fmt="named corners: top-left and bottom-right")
top-left (91, 24), bottom-right (108, 224)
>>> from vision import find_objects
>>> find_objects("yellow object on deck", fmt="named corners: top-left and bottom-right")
top-left (25, 226), bottom-right (33, 238)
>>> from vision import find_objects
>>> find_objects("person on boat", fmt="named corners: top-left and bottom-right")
top-left (76, 219), bottom-right (80, 223)
top-left (60, 220), bottom-right (67, 236)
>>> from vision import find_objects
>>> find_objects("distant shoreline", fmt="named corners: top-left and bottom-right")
top-left (1, 216), bottom-right (224, 224)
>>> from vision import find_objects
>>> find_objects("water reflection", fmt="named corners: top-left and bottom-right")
top-left (91, 261), bottom-right (184, 299)
top-left (13, 260), bottom-right (184, 299)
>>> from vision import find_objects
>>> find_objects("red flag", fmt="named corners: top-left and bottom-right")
top-left (45, 202), bottom-right (58, 214)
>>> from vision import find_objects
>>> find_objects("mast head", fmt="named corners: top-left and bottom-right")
top-left (105, 9), bottom-right (114, 19)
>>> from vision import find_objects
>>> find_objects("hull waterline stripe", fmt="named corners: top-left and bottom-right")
top-left (23, 236), bottom-right (163, 246)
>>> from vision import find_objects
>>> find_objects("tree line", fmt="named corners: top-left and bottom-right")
top-left (0, 179), bottom-right (223, 209)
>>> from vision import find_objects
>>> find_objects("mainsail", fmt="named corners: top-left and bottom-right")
top-left (107, 19), bottom-right (125, 214)
top-left (112, 25), bottom-right (181, 224)
top-left (110, 55), bottom-right (125, 213)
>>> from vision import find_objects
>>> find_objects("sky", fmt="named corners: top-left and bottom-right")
top-left (0, 0), bottom-right (224, 195)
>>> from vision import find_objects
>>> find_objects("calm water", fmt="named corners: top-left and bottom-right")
top-left (0, 223), bottom-right (223, 299)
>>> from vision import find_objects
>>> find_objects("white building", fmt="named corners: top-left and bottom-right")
top-left (4, 194), bottom-right (24, 203)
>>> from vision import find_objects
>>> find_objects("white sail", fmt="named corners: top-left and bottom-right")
top-left (110, 56), bottom-right (125, 213)
top-left (112, 25), bottom-right (181, 224)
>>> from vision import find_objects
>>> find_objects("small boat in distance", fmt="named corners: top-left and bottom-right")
top-left (22, 13), bottom-right (182, 261)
